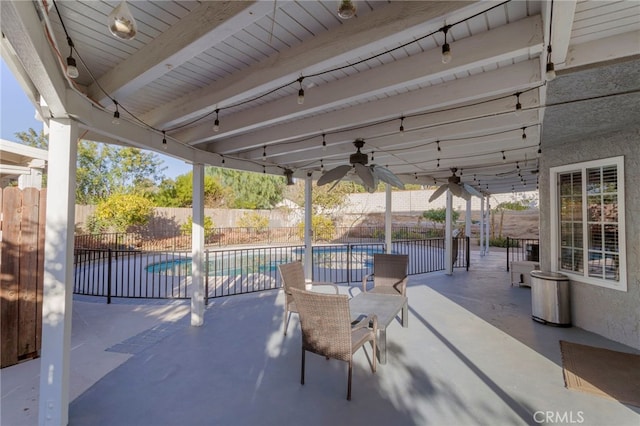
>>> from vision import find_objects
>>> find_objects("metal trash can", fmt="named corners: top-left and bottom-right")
top-left (530, 270), bottom-right (571, 327)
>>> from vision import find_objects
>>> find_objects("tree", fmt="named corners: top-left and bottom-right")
top-left (15, 128), bottom-right (48, 149)
top-left (14, 128), bottom-right (166, 204)
top-left (152, 172), bottom-right (231, 207)
top-left (491, 200), bottom-right (529, 239)
top-left (206, 167), bottom-right (285, 209)
top-left (422, 208), bottom-right (460, 229)
top-left (87, 193), bottom-right (153, 233)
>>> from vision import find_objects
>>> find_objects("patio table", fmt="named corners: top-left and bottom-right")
top-left (349, 293), bottom-right (408, 364)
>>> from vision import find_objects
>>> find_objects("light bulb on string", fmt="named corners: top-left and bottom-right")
top-left (65, 37), bottom-right (79, 79)
top-left (501, 151), bottom-right (506, 162)
top-left (514, 92), bottom-right (522, 115)
top-left (320, 159), bottom-right (324, 171)
top-left (213, 109), bottom-right (220, 132)
top-left (322, 133), bottom-right (327, 151)
top-left (162, 131), bottom-right (167, 150)
top-left (441, 25), bottom-right (452, 64)
top-left (399, 116), bottom-right (405, 133)
top-left (437, 158), bottom-right (440, 168)
top-left (436, 140), bottom-right (441, 152)
top-left (521, 127), bottom-right (527, 140)
top-left (263, 146), bottom-right (267, 162)
top-left (297, 77), bottom-right (305, 105)
top-left (371, 151), bottom-right (375, 161)
top-left (112, 100), bottom-right (120, 125)
top-left (337, 0), bottom-right (356, 19)
top-left (108, 0), bottom-right (138, 40)
top-left (545, 45), bottom-right (556, 81)
top-left (221, 155), bottom-right (225, 165)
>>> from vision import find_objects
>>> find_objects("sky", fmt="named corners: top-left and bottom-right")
top-left (1, 59), bottom-right (191, 179)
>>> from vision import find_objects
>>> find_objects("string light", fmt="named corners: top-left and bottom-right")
top-left (371, 151), bottom-right (375, 161)
top-left (441, 25), bottom-right (452, 64)
top-left (436, 140), bottom-right (441, 152)
top-left (112, 100), bottom-right (120, 125)
top-left (322, 133), bottom-right (327, 151)
top-left (514, 92), bottom-right (522, 114)
top-left (263, 165), bottom-right (266, 174)
top-left (213, 109), bottom-right (220, 132)
top-left (501, 151), bottom-right (506, 162)
top-left (263, 146), bottom-right (267, 161)
top-left (297, 77), bottom-right (305, 105)
top-left (399, 116), bottom-right (405, 133)
top-left (437, 158), bottom-right (440, 168)
top-left (521, 127), bottom-right (527, 140)
top-left (65, 37), bottom-right (79, 79)
top-left (162, 131), bottom-right (167, 150)
top-left (545, 3), bottom-right (556, 81)
top-left (516, 161), bottom-right (520, 170)
top-left (320, 159), bottom-right (324, 171)
top-left (221, 155), bottom-right (225, 165)
top-left (545, 45), bottom-right (556, 81)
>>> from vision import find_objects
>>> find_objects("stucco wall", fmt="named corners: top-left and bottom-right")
top-left (539, 128), bottom-right (640, 349)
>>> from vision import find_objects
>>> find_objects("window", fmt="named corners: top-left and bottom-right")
top-left (551, 157), bottom-right (626, 291)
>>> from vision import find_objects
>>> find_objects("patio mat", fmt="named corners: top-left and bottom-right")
top-left (560, 340), bottom-right (640, 407)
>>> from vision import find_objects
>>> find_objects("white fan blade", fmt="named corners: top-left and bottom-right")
top-left (459, 186), bottom-right (472, 201)
top-left (371, 165), bottom-right (405, 189)
top-left (429, 184), bottom-right (448, 202)
top-left (449, 182), bottom-right (464, 198)
top-left (463, 183), bottom-right (483, 198)
top-left (317, 165), bottom-right (351, 186)
top-left (354, 163), bottom-right (375, 190)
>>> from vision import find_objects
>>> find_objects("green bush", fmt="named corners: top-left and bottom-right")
top-left (88, 193), bottom-right (153, 233)
top-left (181, 216), bottom-right (216, 237)
top-left (297, 215), bottom-right (335, 242)
top-left (236, 212), bottom-right (269, 231)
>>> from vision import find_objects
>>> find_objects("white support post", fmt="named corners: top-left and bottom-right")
top-left (304, 173), bottom-right (313, 280)
top-left (385, 184), bottom-right (392, 253)
top-left (191, 163), bottom-right (205, 326)
top-left (445, 190), bottom-right (453, 275)
top-left (38, 119), bottom-right (77, 426)
top-left (485, 196), bottom-right (491, 254)
top-left (465, 198), bottom-right (472, 239)
top-left (480, 196), bottom-right (485, 256)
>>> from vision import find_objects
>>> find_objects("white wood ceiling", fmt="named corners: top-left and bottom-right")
top-left (2, 0), bottom-right (639, 194)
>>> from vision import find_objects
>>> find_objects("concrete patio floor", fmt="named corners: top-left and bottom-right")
top-left (2, 249), bottom-right (639, 426)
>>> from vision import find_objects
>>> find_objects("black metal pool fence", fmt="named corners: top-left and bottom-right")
top-left (74, 235), bottom-right (470, 302)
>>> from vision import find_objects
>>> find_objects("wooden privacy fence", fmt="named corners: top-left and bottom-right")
top-left (0, 187), bottom-right (46, 368)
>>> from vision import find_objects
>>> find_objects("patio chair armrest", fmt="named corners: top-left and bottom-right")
top-left (309, 282), bottom-right (339, 294)
top-left (397, 276), bottom-right (408, 296)
top-left (352, 314), bottom-right (378, 332)
top-left (362, 273), bottom-right (374, 292)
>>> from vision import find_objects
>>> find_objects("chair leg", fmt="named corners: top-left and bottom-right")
top-left (347, 361), bottom-right (352, 400)
top-left (301, 349), bottom-right (305, 385)
top-left (372, 339), bottom-right (377, 373)
top-left (284, 310), bottom-right (289, 336)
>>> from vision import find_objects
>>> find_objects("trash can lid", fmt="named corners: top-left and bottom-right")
top-left (530, 270), bottom-right (569, 280)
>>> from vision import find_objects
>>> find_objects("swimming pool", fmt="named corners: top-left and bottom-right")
top-left (145, 244), bottom-right (388, 276)
top-left (145, 253), bottom-right (281, 276)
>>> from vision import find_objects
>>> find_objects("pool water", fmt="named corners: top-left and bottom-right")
top-left (145, 254), bottom-right (280, 276)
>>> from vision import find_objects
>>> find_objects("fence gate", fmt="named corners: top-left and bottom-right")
top-left (0, 187), bottom-right (46, 368)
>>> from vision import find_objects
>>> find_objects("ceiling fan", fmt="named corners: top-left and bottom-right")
top-left (429, 168), bottom-right (482, 202)
top-left (316, 139), bottom-right (405, 192)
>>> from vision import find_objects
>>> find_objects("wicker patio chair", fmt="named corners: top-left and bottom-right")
top-left (289, 287), bottom-right (377, 400)
top-left (278, 261), bottom-right (339, 336)
top-left (362, 253), bottom-right (409, 296)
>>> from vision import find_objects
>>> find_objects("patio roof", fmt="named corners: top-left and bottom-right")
top-left (1, 1), bottom-right (638, 193)
top-left (2, 249), bottom-right (639, 425)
